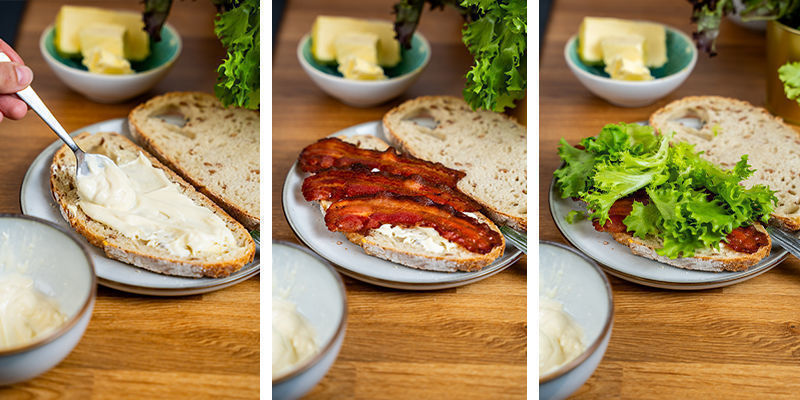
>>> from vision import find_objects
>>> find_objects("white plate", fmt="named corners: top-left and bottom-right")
top-left (20, 118), bottom-right (260, 296)
top-left (548, 179), bottom-right (788, 290)
top-left (282, 121), bottom-right (523, 290)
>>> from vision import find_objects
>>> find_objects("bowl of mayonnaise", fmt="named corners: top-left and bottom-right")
top-left (0, 215), bottom-right (95, 385)
top-left (539, 241), bottom-right (613, 400)
top-left (272, 240), bottom-right (347, 400)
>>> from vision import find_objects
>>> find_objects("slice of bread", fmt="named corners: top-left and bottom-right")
top-left (128, 92), bottom-right (260, 230)
top-left (50, 131), bottom-right (256, 278)
top-left (649, 96), bottom-right (800, 230)
top-left (382, 96), bottom-right (527, 232)
top-left (311, 135), bottom-right (505, 272)
top-left (608, 223), bottom-right (771, 272)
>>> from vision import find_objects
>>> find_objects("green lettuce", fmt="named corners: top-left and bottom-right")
top-left (779, 61), bottom-right (800, 105)
top-left (554, 123), bottom-right (776, 259)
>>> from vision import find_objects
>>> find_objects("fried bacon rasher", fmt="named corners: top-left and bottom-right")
top-left (299, 137), bottom-right (465, 188)
top-left (323, 193), bottom-right (503, 254)
top-left (302, 168), bottom-right (481, 212)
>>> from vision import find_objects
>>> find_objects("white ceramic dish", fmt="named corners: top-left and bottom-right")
top-left (20, 118), bottom-right (260, 296)
top-left (281, 121), bottom-right (523, 290)
top-left (0, 215), bottom-right (96, 385)
top-left (39, 24), bottom-right (181, 103)
top-left (297, 32), bottom-right (430, 107)
top-left (564, 24), bottom-right (697, 107)
top-left (539, 241), bottom-right (613, 400)
top-left (272, 240), bottom-right (347, 400)
top-left (548, 178), bottom-right (787, 290)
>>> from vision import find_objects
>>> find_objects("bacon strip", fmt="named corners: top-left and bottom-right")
top-left (324, 193), bottom-right (502, 254)
top-left (302, 168), bottom-right (481, 212)
top-left (299, 137), bottom-right (465, 188)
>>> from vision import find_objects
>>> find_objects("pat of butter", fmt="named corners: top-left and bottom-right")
top-left (601, 36), bottom-right (653, 81)
top-left (76, 152), bottom-right (237, 257)
top-left (338, 55), bottom-right (386, 80)
top-left (82, 47), bottom-right (133, 75)
top-left (272, 298), bottom-right (318, 378)
top-left (0, 274), bottom-right (65, 349)
top-left (311, 15), bottom-right (401, 67)
top-left (79, 22), bottom-right (126, 58)
top-left (372, 224), bottom-right (459, 253)
top-left (335, 32), bottom-right (380, 65)
top-left (579, 17), bottom-right (667, 68)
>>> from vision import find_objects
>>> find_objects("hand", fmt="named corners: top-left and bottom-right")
top-left (0, 39), bottom-right (32, 123)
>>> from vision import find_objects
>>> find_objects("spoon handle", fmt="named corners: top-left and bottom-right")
top-left (0, 52), bottom-right (82, 155)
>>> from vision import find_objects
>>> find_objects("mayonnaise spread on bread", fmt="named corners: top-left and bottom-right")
top-left (0, 274), bottom-right (65, 349)
top-left (272, 298), bottom-right (318, 378)
top-left (539, 297), bottom-right (585, 376)
top-left (372, 225), bottom-right (460, 254)
top-left (76, 152), bottom-right (237, 257)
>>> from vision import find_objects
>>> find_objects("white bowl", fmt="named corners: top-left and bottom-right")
top-left (539, 241), bottom-right (613, 400)
top-left (39, 24), bottom-right (182, 103)
top-left (272, 241), bottom-right (347, 400)
top-left (0, 215), bottom-right (96, 385)
top-left (297, 32), bottom-right (431, 107)
top-left (564, 24), bottom-right (697, 107)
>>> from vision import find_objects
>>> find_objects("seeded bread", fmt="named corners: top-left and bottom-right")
top-left (313, 135), bottom-right (505, 272)
top-left (609, 223), bottom-right (771, 272)
top-left (382, 96), bottom-right (527, 232)
top-left (649, 96), bottom-right (800, 231)
top-left (50, 131), bottom-right (256, 278)
top-left (128, 92), bottom-right (260, 230)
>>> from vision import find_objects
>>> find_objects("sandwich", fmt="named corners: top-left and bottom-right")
top-left (554, 122), bottom-right (775, 272)
top-left (298, 135), bottom-right (505, 272)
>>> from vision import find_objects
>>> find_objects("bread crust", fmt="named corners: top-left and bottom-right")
top-left (128, 92), bottom-right (260, 230)
top-left (382, 95), bottom-right (527, 232)
top-left (50, 131), bottom-right (255, 278)
top-left (649, 95), bottom-right (800, 231)
top-left (608, 223), bottom-right (771, 272)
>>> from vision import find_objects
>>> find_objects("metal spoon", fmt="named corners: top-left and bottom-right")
top-left (0, 52), bottom-right (113, 177)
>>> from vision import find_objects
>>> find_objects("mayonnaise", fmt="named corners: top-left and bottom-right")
top-left (75, 153), bottom-right (237, 257)
top-left (372, 224), bottom-right (460, 254)
top-left (272, 298), bottom-right (318, 378)
top-left (0, 274), bottom-right (65, 349)
top-left (539, 296), bottom-right (586, 376)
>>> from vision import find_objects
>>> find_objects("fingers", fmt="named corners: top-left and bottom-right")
top-left (0, 39), bottom-right (24, 64)
top-left (0, 94), bottom-right (28, 120)
top-left (0, 62), bottom-right (31, 94)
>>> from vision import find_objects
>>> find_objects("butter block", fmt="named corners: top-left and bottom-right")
top-left (334, 32), bottom-right (380, 65)
top-left (79, 22), bottom-right (126, 58)
top-left (82, 48), bottom-right (133, 75)
top-left (601, 36), bottom-right (653, 81)
top-left (54, 6), bottom-right (150, 61)
top-left (579, 17), bottom-right (667, 67)
top-left (109, 10), bottom-right (150, 61)
top-left (337, 55), bottom-right (386, 80)
top-left (312, 16), bottom-right (401, 67)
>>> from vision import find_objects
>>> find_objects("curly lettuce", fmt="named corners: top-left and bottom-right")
top-left (554, 122), bottom-right (776, 259)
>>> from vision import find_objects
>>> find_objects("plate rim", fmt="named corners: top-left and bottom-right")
top-left (547, 172), bottom-right (787, 290)
top-left (281, 120), bottom-right (523, 290)
top-left (20, 117), bottom-right (260, 295)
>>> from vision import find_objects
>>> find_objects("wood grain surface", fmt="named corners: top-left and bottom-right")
top-left (273, 0), bottom-right (527, 398)
top-left (0, 1), bottom-right (258, 398)
top-left (542, 0), bottom-right (800, 398)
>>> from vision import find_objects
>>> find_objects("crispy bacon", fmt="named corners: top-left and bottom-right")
top-left (299, 137), bottom-right (465, 188)
top-left (302, 168), bottom-right (481, 212)
top-left (324, 193), bottom-right (502, 254)
top-left (725, 225), bottom-right (769, 254)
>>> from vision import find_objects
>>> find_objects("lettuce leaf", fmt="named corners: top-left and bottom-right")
top-left (554, 122), bottom-right (776, 259)
top-left (779, 61), bottom-right (800, 105)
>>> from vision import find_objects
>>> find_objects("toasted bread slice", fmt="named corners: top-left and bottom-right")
top-left (650, 96), bottom-right (800, 231)
top-left (50, 131), bottom-right (256, 278)
top-left (608, 223), bottom-right (771, 272)
top-left (382, 96), bottom-right (527, 232)
top-left (310, 135), bottom-right (505, 272)
top-left (128, 92), bottom-right (260, 230)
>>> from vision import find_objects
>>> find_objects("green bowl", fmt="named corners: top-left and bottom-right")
top-left (300, 33), bottom-right (429, 80)
top-left (43, 25), bottom-right (180, 74)
top-left (567, 26), bottom-right (695, 80)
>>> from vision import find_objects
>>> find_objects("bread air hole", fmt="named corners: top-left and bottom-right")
top-left (402, 108), bottom-right (445, 140)
top-left (668, 108), bottom-right (713, 141)
top-left (151, 106), bottom-right (193, 136)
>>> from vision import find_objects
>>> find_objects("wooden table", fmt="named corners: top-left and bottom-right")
top-left (542, 0), bottom-right (800, 397)
top-left (0, 1), bottom-right (259, 398)
top-left (273, 0), bottom-right (527, 398)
